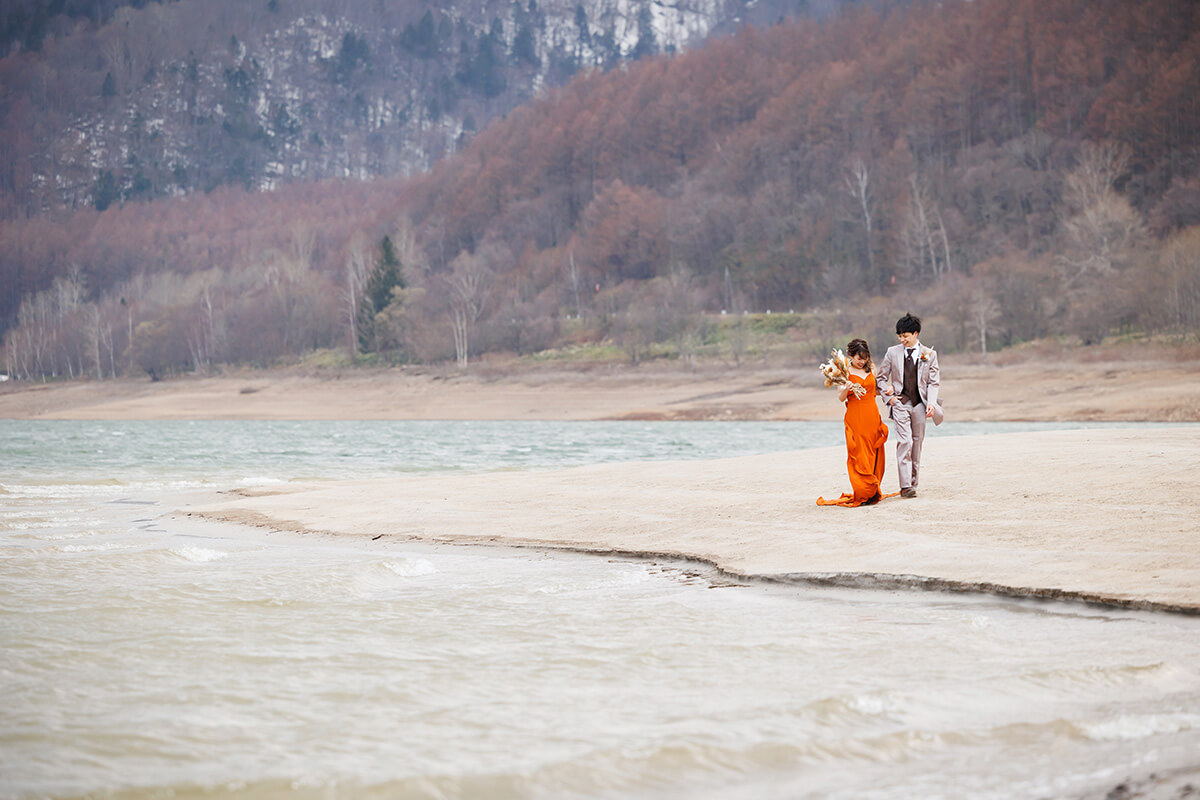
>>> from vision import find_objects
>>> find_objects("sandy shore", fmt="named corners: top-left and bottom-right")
top-left (6, 356), bottom-right (1200, 613)
top-left (2, 355), bottom-right (1199, 422)
top-left (181, 426), bottom-right (1200, 613)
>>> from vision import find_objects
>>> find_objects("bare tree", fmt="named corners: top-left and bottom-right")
top-left (55, 265), bottom-right (87, 314)
top-left (1058, 192), bottom-right (1145, 287)
top-left (86, 303), bottom-right (104, 379)
top-left (98, 300), bottom-right (117, 378)
top-left (1056, 140), bottom-right (1147, 340)
top-left (1058, 142), bottom-right (1145, 290)
top-left (901, 175), bottom-right (952, 279)
top-left (289, 222), bottom-right (316, 273)
top-left (185, 286), bottom-right (220, 373)
top-left (845, 158), bottom-right (875, 278)
top-left (262, 250), bottom-right (302, 350)
top-left (972, 284), bottom-right (999, 356)
top-left (344, 233), bottom-right (371, 353)
top-left (617, 297), bottom-right (656, 365)
top-left (390, 217), bottom-right (427, 275)
top-left (100, 37), bottom-right (132, 95)
top-left (1152, 225), bottom-right (1200, 334)
top-left (445, 250), bottom-right (492, 367)
top-left (935, 208), bottom-right (953, 276)
top-left (1064, 141), bottom-right (1131, 214)
top-left (4, 266), bottom-right (88, 380)
top-left (1059, 143), bottom-right (1137, 279)
top-left (1054, 142), bottom-right (1146, 343)
top-left (657, 267), bottom-right (706, 367)
top-left (567, 248), bottom-right (583, 318)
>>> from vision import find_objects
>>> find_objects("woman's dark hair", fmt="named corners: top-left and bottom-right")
top-left (896, 312), bottom-right (922, 335)
top-left (847, 338), bottom-right (873, 371)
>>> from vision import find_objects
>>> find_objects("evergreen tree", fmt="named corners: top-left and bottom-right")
top-left (632, 6), bottom-right (658, 60)
top-left (402, 9), bottom-right (438, 58)
top-left (367, 235), bottom-right (404, 314)
top-left (574, 4), bottom-right (590, 45)
top-left (93, 170), bottom-right (119, 211)
top-left (458, 26), bottom-right (507, 98)
top-left (358, 235), bottom-right (405, 352)
top-left (513, 21), bottom-right (539, 68)
top-left (337, 32), bottom-right (370, 83)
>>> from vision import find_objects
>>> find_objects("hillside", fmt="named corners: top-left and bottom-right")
top-left (2, 0), bottom-right (1199, 381)
top-left (0, 0), bottom-right (832, 218)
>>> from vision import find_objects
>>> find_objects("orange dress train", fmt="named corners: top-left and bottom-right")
top-left (817, 372), bottom-right (892, 507)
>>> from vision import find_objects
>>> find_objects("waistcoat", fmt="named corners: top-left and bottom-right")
top-left (900, 351), bottom-right (921, 406)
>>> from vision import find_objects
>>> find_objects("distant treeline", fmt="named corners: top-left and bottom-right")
top-left (3, 0), bottom-right (1199, 380)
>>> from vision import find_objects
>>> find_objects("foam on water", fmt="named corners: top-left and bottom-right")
top-left (843, 692), bottom-right (898, 716)
top-left (55, 542), bottom-right (129, 553)
top-left (0, 481), bottom-right (128, 499)
top-left (338, 557), bottom-right (441, 597)
top-left (168, 545), bottom-right (230, 562)
top-left (235, 476), bottom-right (289, 487)
top-left (1079, 712), bottom-right (1200, 741)
top-left (16, 527), bottom-right (98, 540)
top-left (1, 515), bottom-right (86, 530)
top-left (379, 557), bottom-right (437, 577)
top-left (1019, 661), bottom-right (1171, 690)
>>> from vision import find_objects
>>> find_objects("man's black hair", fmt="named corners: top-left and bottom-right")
top-left (895, 313), bottom-right (922, 335)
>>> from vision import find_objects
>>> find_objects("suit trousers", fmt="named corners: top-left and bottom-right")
top-left (891, 400), bottom-right (926, 490)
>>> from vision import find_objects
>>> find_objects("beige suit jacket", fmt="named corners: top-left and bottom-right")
top-left (876, 343), bottom-right (944, 425)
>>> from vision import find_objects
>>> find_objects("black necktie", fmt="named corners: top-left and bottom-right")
top-left (906, 348), bottom-right (914, 363)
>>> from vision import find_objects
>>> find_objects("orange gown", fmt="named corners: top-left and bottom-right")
top-left (817, 372), bottom-right (891, 507)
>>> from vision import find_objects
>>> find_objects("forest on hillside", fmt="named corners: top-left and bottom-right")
top-left (0, 0), bottom-right (635, 217)
top-left (0, 0), bottom-right (832, 219)
top-left (3, 0), bottom-right (1200, 381)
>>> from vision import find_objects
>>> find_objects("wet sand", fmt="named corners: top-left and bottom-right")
top-left (181, 426), bottom-right (1200, 614)
top-left (6, 356), bottom-right (1200, 610)
top-left (6, 357), bottom-right (1200, 609)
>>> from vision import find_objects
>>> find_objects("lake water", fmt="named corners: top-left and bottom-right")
top-left (3, 420), bottom-right (1199, 799)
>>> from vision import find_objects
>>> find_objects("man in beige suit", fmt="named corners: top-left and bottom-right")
top-left (876, 313), bottom-right (943, 498)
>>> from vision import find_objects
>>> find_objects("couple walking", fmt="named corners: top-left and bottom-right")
top-left (818, 313), bottom-right (943, 508)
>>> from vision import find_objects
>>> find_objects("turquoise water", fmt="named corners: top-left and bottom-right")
top-left (3, 419), bottom-right (838, 483)
top-left (3, 420), bottom-right (1199, 799)
top-left (0, 418), bottom-right (1162, 484)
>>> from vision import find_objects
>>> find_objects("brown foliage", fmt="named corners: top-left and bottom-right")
top-left (6, 0), bottom-right (1200, 375)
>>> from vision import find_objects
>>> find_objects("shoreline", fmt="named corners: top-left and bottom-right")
top-left (182, 426), bottom-right (1200, 614)
top-left (187, 524), bottom-right (1200, 616)
top-left (2, 354), bottom-right (1200, 422)
top-left (7, 354), bottom-right (1200, 614)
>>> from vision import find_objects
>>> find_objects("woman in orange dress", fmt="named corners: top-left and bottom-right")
top-left (818, 339), bottom-right (892, 507)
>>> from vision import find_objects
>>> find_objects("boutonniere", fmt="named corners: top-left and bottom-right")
top-left (919, 347), bottom-right (932, 362)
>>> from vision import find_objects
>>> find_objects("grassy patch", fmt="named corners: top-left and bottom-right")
top-left (297, 348), bottom-right (358, 369)
top-left (521, 342), bottom-right (626, 363)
